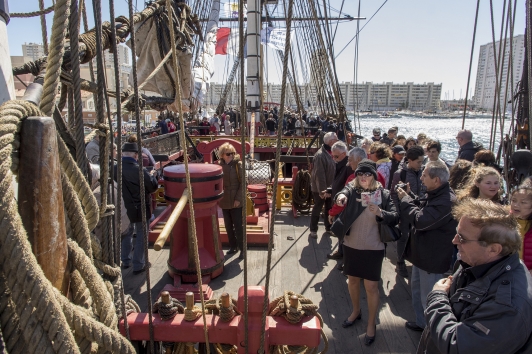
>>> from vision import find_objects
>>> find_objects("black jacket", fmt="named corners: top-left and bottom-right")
top-left (115, 157), bottom-right (159, 223)
top-left (330, 156), bottom-right (354, 198)
top-left (331, 185), bottom-right (399, 238)
top-left (456, 141), bottom-right (483, 162)
top-left (400, 182), bottom-right (457, 274)
top-left (419, 253), bottom-right (532, 354)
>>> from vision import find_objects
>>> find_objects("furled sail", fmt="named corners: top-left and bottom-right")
top-left (190, 0), bottom-right (220, 112)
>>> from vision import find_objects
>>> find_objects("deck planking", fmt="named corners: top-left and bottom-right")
top-left (125, 212), bottom-right (421, 353)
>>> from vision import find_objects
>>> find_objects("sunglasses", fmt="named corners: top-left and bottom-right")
top-left (225, 152), bottom-right (235, 156)
top-left (373, 134), bottom-right (380, 137)
top-left (356, 172), bottom-right (373, 177)
top-left (455, 232), bottom-right (482, 244)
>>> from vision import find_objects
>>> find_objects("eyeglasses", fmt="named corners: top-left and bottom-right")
top-left (225, 152), bottom-right (235, 156)
top-left (356, 172), bottom-right (373, 177)
top-left (455, 232), bottom-right (482, 244)
top-left (373, 134), bottom-right (380, 137)
top-left (332, 153), bottom-right (345, 159)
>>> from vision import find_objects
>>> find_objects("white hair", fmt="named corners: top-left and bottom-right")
top-left (323, 132), bottom-right (338, 144)
top-left (332, 141), bottom-right (348, 153)
top-left (89, 163), bottom-right (100, 190)
top-left (349, 147), bottom-right (367, 161)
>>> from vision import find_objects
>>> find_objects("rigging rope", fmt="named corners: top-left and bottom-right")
top-left (259, 0), bottom-right (295, 352)
top-left (10, 4), bottom-right (54, 18)
top-left (166, 0), bottom-right (211, 352)
top-left (238, 0), bottom-right (249, 351)
top-left (108, 0), bottom-right (131, 339)
top-left (126, 0), bottom-right (156, 351)
top-left (461, 0), bottom-right (481, 129)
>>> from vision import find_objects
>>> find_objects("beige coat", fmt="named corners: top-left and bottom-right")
top-left (218, 157), bottom-right (244, 209)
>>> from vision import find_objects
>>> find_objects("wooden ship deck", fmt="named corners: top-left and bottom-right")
top-left (124, 210), bottom-right (422, 354)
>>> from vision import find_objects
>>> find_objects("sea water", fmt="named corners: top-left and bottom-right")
top-left (349, 116), bottom-right (503, 164)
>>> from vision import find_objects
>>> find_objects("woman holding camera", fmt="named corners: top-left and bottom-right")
top-left (330, 159), bottom-right (399, 346)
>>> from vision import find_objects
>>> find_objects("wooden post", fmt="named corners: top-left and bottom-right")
top-left (18, 117), bottom-right (70, 296)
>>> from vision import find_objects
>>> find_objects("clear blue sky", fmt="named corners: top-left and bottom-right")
top-left (6, 0), bottom-right (525, 100)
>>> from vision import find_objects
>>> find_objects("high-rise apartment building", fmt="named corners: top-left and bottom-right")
top-left (206, 82), bottom-right (442, 111)
top-left (22, 42), bottom-right (45, 61)
top-left (80, 44), bottom-right (132, 92)
top-left (473, 34), bottom-right (524, 111)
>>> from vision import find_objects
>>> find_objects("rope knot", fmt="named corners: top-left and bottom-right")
top-left (153, 293), bottom-right (184, 321)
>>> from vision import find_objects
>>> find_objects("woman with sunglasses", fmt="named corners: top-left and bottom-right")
top-left (330, 159), bottom-right (399, 346)
top-left (218, 143), bottom-right (245, 259)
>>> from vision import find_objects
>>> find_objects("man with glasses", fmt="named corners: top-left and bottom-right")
top-left (455, 129), bottom-right (483, 162)
top-left (396, 160), bottom-right (457, 332)
top-left (418, 198), bottom-right (532, 353)
top-left (371, 127), bottom-right (382, 142)
top-left (309, 132), bottom-right (338, 239)
top-left (324, 142), bottom-right (353, 259)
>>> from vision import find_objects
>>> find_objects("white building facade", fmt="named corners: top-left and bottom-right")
top-left (473, 34), bottom-right (524, 111)
top-left (206, 81), bottom-right (442, 111)
top-left (22, 42), bottom-right (45, 61)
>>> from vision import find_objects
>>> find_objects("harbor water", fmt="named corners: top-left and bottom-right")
top-left (349, 116), bottom-right (504, 163)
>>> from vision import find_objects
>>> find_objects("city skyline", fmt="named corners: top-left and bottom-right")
top-left (5, 0), bottom-right (525, 101)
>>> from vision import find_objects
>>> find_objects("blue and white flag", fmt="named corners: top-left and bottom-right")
top-left (260, 27), bottom-right (289, 51)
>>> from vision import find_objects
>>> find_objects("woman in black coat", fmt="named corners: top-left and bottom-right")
top-left (330, 159), bottom-right (399, 346)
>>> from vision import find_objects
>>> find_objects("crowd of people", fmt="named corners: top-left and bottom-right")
top-left (310, 127), bottom-right (532, 352)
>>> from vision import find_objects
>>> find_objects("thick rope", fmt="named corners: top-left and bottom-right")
top-left (69, 0), bottom-right (90, 178)
top-left (259, 1), bottom-right (295, 352)
top-left (68, 239), bottom-right (118, 329)
top-left (40, 0), bottom-right (71, 116)
top-left (166, 0), bottom-right (211, 351)
top-left (0, 100), bottom-right (79, 353)
top-left (0, 271), bottom-right (34, 354)
top-left (53, 287), bottom-right (135, 354)
top-left (57, 135), bottom-right (100, 231)
top-left (0, 100), bottom-right (132, 354)
top-left (62, 171), bottom-right (93, 258)
top-left (11, 4), bottom-right (55, 18)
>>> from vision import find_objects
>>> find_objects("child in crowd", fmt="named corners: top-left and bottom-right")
top-left (510, 185), bottom-right (532, 273)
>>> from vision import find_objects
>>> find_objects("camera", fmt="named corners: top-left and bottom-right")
top-left (326, 187), bottom-right (332, 194)
top-left (395, 183), bottom-right (407, 191)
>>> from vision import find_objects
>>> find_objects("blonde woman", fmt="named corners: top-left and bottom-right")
top-left (457, 166), bottom-right (504, 204)
top-left (331, 159), bottom-right (399, 346)
top-left (218, 143), bottom-right (244, 259)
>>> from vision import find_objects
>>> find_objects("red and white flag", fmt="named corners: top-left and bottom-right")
top-left (215, 27), bottom-right (240, 56)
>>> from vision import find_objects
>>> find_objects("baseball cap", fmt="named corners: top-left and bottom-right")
top-left (392, 145), bottom-right (406, 154)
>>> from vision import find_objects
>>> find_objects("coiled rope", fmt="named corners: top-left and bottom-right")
top-left (0, 99), bottom-right (136, 353)
top-left (269, 291), bottom-right (329, 354)
top-left (292, 169), bottom-right (313, 214)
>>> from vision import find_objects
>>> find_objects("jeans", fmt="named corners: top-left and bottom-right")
top-left (411, 265), bottom-right (443, 328)
top-left (222, 207), bottom-right (244, 250)
top-left (310, 192), bottom-right (332, 232)
top-left (121, 221), bottom-right (146, 271)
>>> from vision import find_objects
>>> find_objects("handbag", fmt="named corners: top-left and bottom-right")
top-left (379, 223), bottom-right (401, 243)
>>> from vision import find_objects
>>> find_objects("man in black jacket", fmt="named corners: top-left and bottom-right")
top-left (418, 198), bottom-right (532, 354)
top-left (397, 160), bottom-right (457, 332)
top-left (455, 129), bottom-right (483, 162)
top-left (324, 142), bottom-right (353, 259)
top-left (115, 142), bottom-right (159, 274)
